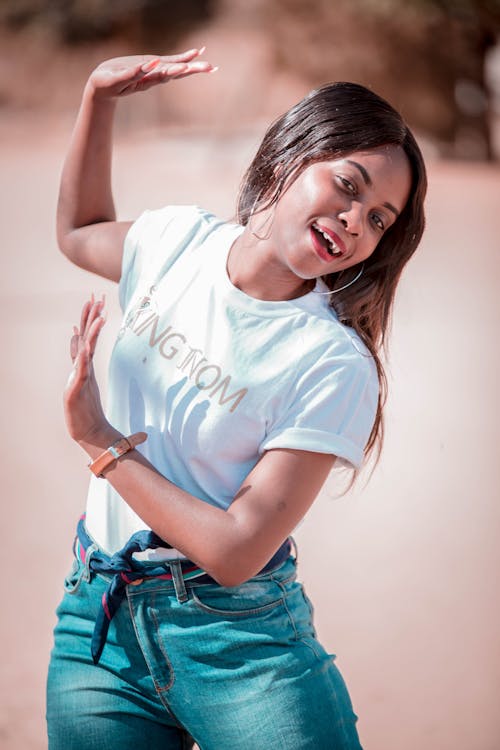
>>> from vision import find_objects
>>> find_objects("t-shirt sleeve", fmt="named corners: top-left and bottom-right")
top-left (119, 205), bottom-right (209, 312)
top-left (260, 346), bottom-right (379, 469)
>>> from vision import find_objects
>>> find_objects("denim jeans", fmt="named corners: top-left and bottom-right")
top-left (47, 544), bottom-right (363, 749)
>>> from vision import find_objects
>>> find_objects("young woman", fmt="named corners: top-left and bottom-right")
top-left (47, 48), bottom-right (426, 749)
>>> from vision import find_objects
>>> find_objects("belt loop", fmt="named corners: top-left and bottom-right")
top-left (289, 536), bottom-right (298, 564)
top-left (83, 543), bottom-right (99, 581)
top-left (170, 560), bottom-right (188, 603)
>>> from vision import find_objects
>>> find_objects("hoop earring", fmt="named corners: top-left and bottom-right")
top-left (312, 264), bottom-right (364, 295)
top-left (250, 205), bottom-right (274, 241)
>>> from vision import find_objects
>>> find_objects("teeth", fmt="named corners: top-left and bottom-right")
top-left (313, 223), bottom-right (341, 256)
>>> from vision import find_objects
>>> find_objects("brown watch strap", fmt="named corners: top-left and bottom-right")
top-left (88, 432), bottom-right (148, 478)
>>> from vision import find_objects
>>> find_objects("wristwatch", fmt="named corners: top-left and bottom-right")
top-left (88, 432), bottom-right (147, 478)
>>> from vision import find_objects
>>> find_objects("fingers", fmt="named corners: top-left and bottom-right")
top-left (70, 321), bottom-right (101, 382)
top-left (74, 340), bottom-right (91, 383)
top-left (86, 311), bottom-right (106, 358)
top-left (160, 46), bottom-right (207, 64)
top-left (71, 294), bottom-right (106, 364)
top-left (90, 48), bottom-right (217, 99)
top-left (162, 64), bottom-right (219, 83)
top-left (132, 47), bottom-right (217, 88)
top-left (79, 294), bottom-right (105, 337)
top-left (70, 327), bottom-right (80, 362)
top-left (141, 57), bottom-right (162, 73)
top-left (138, 60), bottom-right (217, 87)
top-left (66, 335), bottom-right (90, 392)
top-left (142, 46), bottom-right (208, 68)
top-left (79, 297), bottom-right (93, 337)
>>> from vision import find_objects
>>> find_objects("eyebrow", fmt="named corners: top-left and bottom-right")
top-left (346, 159), bottom-right (372, 186)
top-left (346, 159), bottom-right (400, 218)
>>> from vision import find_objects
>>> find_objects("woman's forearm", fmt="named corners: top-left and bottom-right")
top-left (79, 427), bottom-right (254, 587)
top-left (57, 84), bottom-right (117, 253)
top-left (57, 51), bottom-right (215, 255)
top-left (56, 53), bottom-right (215, 278)
top-left (78, 424), bottom-right (333, 589)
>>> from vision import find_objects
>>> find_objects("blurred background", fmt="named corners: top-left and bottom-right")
top-left (0, 1), bottom-right (499, 749)
top-left (1, 0), bottom-right (500, 156)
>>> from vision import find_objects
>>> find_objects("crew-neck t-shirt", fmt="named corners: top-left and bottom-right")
top-left (84, 205), bottom-right (379, 557)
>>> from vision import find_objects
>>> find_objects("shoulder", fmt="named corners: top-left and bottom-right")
top-left (122, 204), bottom-right (233, 282)
top-left (298, 303), bottom-right (378, 386)
top-left (120, 205), bottom-right (232, 312)
top-left (126, 204), bottom-right (226, 245)
top-left (262, 313), bottom-right (379, 468)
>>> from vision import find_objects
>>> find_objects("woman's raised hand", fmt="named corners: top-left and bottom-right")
top-left (64, 295), bottom-right (111, 445)
top-left (87, 47), bottom-right (216, 99)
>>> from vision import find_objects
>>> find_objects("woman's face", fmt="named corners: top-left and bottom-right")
top-left (256, 145), bottom-right (412, 283)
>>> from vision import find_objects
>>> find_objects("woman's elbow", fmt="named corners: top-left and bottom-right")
top-left (56, 225), bottom-right (95, 272)
top-left (204, 550), bottom-right (263, 588)
top-left (57, 234), bottom-right (73, 261)
top-left (56, 221), bottom-right (79, 262)
top-left (210, 569), bottom-right (253, 588)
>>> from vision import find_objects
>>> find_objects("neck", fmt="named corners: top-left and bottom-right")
top-left (227, 228), bottom-right (314, 302)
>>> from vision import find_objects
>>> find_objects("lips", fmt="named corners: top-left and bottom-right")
top-left (310, 222), bottom-right (346, 262)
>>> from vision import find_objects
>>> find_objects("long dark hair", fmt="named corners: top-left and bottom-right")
top-left (237, 82), bottom-right (427, 463)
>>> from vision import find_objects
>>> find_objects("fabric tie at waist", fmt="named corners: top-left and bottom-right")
top-left (74, 515), bottom-right (292, 665)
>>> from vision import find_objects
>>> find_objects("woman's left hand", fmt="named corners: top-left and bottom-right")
top-left (64, 295), bottom-right (111, 445)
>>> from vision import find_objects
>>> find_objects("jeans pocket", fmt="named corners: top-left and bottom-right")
top-left (63, 556), bottom-right (86, 595)
top-left (191, 579), bottom-right (285, 618)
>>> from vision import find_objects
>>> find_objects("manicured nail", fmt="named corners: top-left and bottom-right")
top-left (209, 66), bottom-right (219, 73)
top-left (141, 57), bottom-right (160, 72)
top-left (198, 46), bottom-right (206, 55)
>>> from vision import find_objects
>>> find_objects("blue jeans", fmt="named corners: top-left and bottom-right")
top-left (47, 545), bottom-right (363, 749)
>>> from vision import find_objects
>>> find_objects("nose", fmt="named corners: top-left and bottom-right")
top-left (338, 202), bottom-right (362, 237)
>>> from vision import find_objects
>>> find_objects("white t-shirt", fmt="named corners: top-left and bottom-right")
top-left (85, 206), bottom-right (378, 557)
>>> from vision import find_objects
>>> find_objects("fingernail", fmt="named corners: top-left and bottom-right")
top-left (198, 45), bottom-right (206, 55)
top-left (209, 66), bottom-right (219, 73)
top-left (141, 57), bottom-right (160, 72)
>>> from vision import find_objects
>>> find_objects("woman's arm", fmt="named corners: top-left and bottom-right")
top-left (65, 299), bottom-right (336, 587)
top-left (57, 50), bottom-right (215, 281)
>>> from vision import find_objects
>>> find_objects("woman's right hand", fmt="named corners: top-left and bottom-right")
top-left (86, 48), bottom-right (216, 100)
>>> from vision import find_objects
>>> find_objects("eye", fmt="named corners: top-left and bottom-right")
top-left (371, 213), bottom-right (385, 231)
top-left (338, 176), bottom-right (357, 195)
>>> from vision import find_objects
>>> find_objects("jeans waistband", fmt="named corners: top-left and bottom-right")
top-left (74, 514), bottom-right (292, 665)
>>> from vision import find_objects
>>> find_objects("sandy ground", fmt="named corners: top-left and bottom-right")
top-left (0, 97), bottom-right (499, 750)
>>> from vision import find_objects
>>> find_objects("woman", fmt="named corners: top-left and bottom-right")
top-left (47, 48), bottom-right (426, 749)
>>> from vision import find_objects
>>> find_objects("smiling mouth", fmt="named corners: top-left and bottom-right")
top-left (311, 222), bottom-right (343, 257)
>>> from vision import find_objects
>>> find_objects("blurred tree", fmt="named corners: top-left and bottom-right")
top-left (1, 0), bottom-right (499, 158)
top-left (0, 0), bottom-right (215, 47)
top-left (267, 0), bottom-right (500, 159)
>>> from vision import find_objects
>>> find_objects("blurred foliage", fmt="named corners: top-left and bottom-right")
top-left (0, 0), bottom-right (215, 46)
top-left (0, 0), bottom-right (499, 158)
top-left (267, 0), bottom-right (500, 159)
